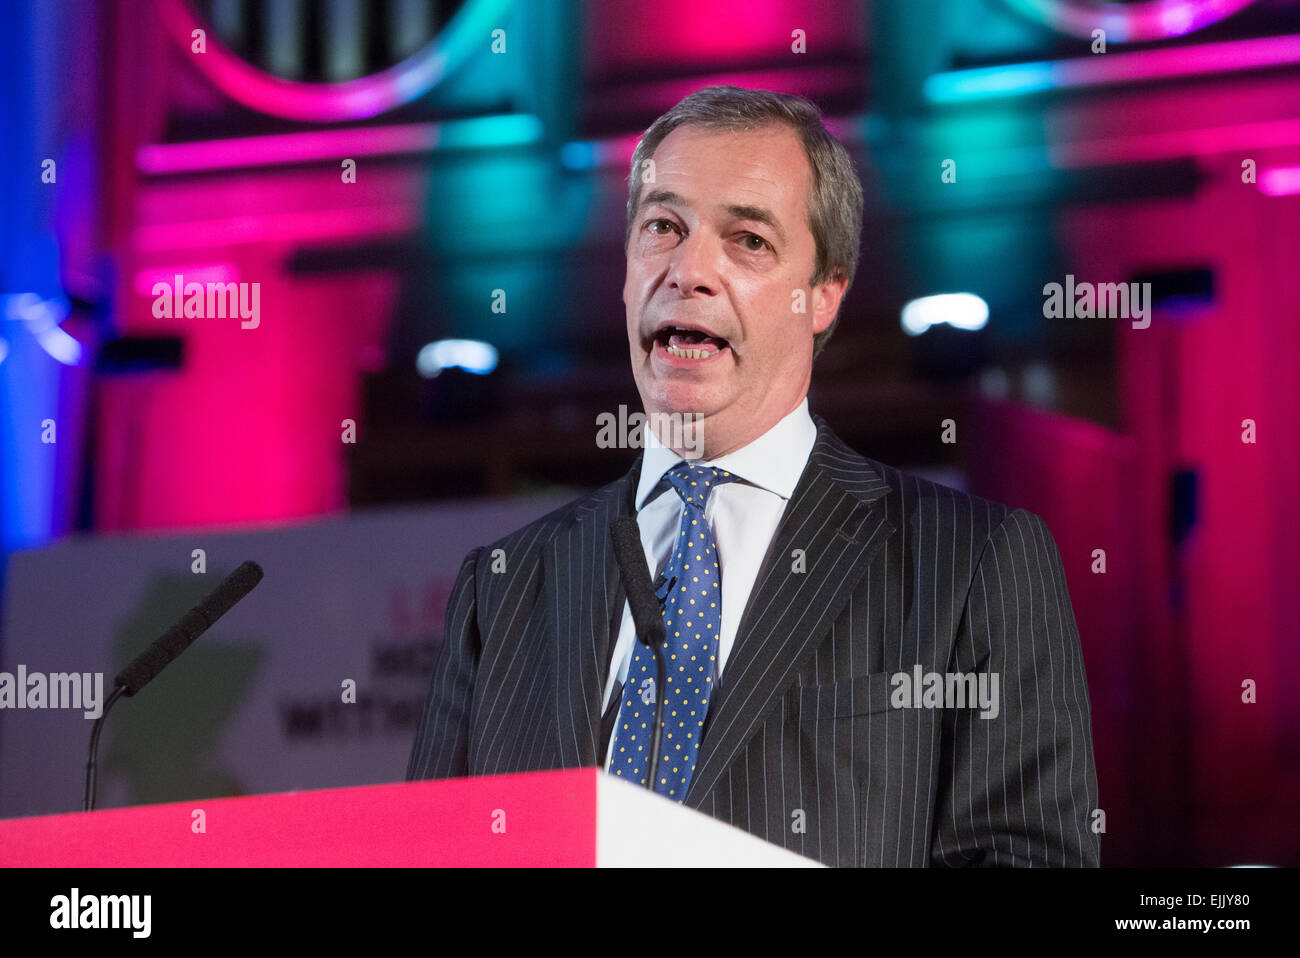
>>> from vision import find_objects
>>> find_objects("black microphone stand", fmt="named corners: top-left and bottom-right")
top-left (83, 685), bottom-right (125, 812)
top-left (643, 572), bottom-right (676, 793)
top-left (646, 642), bottom-right (668, 791)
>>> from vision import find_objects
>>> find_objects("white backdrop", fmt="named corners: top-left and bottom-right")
top-left (0, 494), bottom-right (573, 818)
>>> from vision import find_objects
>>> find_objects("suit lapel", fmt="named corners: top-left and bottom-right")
top-left (547, 455), bottom-right (641, 768)
top-left (685, 418), bottom-right (897, 808)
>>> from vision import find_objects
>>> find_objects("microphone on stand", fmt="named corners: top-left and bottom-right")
top-left (82, 560), bottom-right (265, 812)
top-left (609, 519), bottom-right (668, 794)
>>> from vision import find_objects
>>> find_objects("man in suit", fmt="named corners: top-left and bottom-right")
top-left (408, 85), bottom-right (1100, 867)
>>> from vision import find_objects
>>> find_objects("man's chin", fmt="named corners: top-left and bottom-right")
top-left (643, 383), bottom-right (725, 421)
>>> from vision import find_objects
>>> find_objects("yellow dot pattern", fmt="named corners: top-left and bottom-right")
top-left (608, 462), bottom-right (736, 802)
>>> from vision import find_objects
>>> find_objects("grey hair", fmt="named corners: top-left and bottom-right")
top-left (624, 85), bottom-right (864, 358)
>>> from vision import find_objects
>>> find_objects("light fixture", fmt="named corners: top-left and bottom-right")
top-left (2, 293), bottom-right (82, 366)
top-left (901, 293), bottom-right (990, 336)
top-left (416, 339), bottom-right (499, 378)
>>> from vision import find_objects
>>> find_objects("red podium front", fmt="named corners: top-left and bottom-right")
top-left (0, 768), bottom-right (819, 867)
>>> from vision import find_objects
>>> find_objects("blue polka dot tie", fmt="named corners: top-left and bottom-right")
top-left (609, 462), bottom-right (736, 802)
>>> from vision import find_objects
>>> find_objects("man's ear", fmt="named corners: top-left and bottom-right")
top-left (811, 271), bottom-right (849, 335)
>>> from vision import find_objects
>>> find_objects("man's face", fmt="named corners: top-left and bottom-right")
top-left (624, 123), bottom-right (847, 459)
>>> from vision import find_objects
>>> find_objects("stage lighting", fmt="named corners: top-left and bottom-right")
top-left (416, 339), bottom-right (499, 379)
top-left (901, 293), bottom-right (990, 337)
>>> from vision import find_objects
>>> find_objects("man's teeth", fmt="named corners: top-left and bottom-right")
top-left (664, 344), bottom-right (717, 359)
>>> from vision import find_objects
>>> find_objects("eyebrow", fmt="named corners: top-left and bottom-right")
top-left (639, 189), bottom-right (787, 246)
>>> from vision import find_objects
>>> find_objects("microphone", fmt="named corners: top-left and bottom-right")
top-left (653, 571), bottom-right (676, 602)
top-left (83, 560), bottom-right (265, 811)
top-left (113, 560), bottom-right (264, 695)
top-left (609, 518), bottom-right (668, 794)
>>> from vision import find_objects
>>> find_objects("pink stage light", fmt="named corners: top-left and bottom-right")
top-left (1258, 165), bottom-right (1300, 197)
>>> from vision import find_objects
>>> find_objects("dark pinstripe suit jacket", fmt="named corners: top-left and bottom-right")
top-left (407, 415), bottom-right (1101, 867)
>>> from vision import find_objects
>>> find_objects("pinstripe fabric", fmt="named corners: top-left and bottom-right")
top-left (407, 416), bottom-right (1101, 867)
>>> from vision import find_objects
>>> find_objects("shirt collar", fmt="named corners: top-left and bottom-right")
top-left (634, 397), bottom-right (816, 509)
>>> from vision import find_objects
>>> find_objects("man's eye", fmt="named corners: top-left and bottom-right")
top-left (646, 219), bottom-right (679, 235)
top-left (741, 233), bottom-right (771, 252)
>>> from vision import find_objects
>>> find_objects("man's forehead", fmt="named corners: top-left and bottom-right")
top-left (649, 124), bottom-right (805, 181)
top-left (646, 138), bottom-right (808, 231)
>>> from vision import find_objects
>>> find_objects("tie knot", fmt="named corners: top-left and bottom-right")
top-left (665, 462), bottom-right (736, 507)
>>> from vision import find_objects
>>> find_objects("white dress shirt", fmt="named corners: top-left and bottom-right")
top-left (601, 398), bottom-right (817, 770)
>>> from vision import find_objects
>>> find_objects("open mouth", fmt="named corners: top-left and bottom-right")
top-left (654, 326), bottom-right (730, 360)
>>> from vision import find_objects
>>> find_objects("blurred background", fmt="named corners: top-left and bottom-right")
top-left (1, 0), bottom-right (1297, 865)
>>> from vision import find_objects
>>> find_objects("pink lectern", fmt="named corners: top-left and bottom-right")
top-left (0, 768), bottom-right (819, 867)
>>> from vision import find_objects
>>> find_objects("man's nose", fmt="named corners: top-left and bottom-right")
top-left (666, 231), bottom-right (720, 296)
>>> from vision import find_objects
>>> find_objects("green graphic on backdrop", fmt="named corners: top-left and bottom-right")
top-left (102, 575), bottom-right (262, 807)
